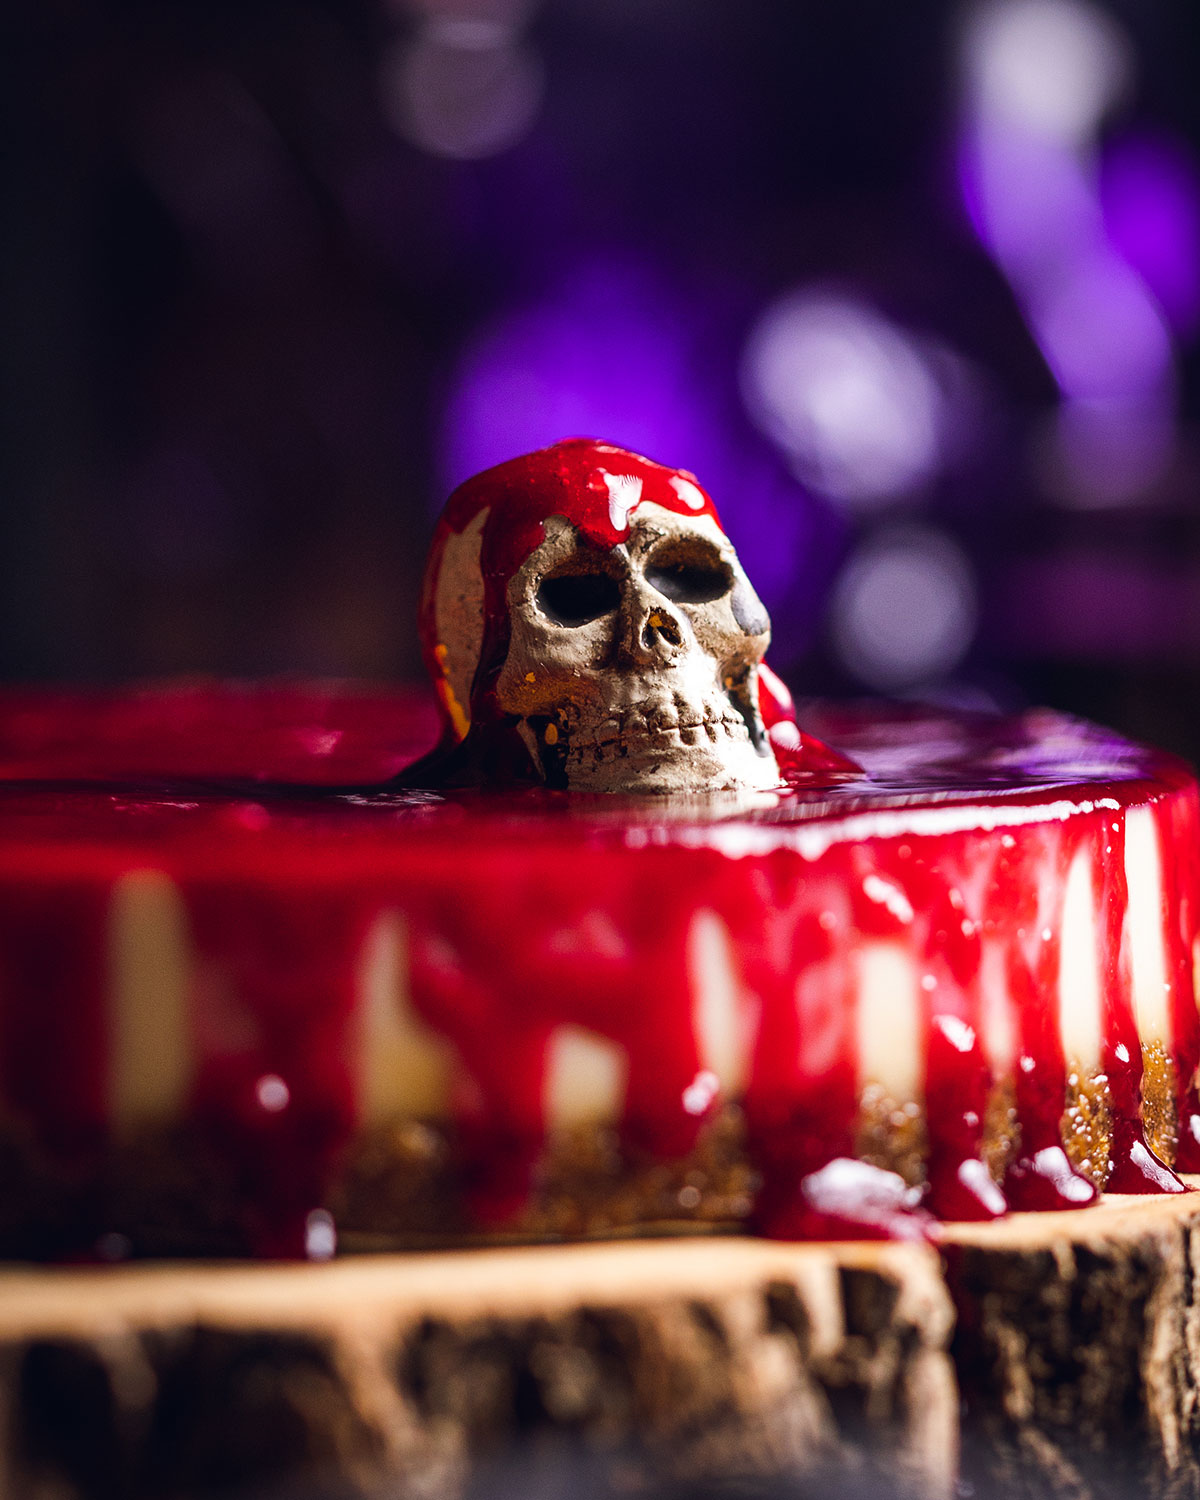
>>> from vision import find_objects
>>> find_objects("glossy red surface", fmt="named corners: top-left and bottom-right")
top-left (0, 684), bottom-right (1196, 1254)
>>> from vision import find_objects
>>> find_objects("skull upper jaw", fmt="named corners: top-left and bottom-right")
top-left (555, 685), bottom-right (780, 795)
top-left (495, 505), bottom-right (780, 795)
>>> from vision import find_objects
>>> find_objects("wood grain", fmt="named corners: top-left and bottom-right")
top-left (3, 1188), bottom-right (1200, 1499)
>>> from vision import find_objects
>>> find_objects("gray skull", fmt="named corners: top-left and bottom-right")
top-left (494, 502), bottom-right (779, 793)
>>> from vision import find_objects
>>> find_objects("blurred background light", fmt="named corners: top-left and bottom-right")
top-left (964, 0), bottom-right (1132, 146)
top-left (1101, 134), bottom-right (1200, 338)
top-left (440, 261), bottom-right (723, 491)
top-left (958, 0), bottom-right (1187, 511)
top-left (1035, 398), bottom-right (1176, 509)
top-left (380, 14), bottom-right (544, 160)
top-left (740, 291), bottom-right (948, 509)
top-left (390, 0), bottom-right (539, 20)
top-left (831, 527), bottom-right (979, 691)
top-left (1030, 250), bottom-right (1173, 403)
top-left (7, 0), bottom-right (1200, 757)
top-left (959, 124), bottom-right (1095, 269)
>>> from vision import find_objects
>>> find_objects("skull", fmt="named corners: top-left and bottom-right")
top-left (496, 504), bottom-right (776, 792)
top-left (419, 440), bottom-right (784, 793)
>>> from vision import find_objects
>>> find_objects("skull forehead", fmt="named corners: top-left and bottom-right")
top-left (513, 502), bottom-right (735, 592)
top-left (626, 501), bottom-right (731, 552)
top-left (619, 500), bottom-right (734, 562)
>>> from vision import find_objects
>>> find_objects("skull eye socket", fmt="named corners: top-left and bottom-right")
top-left (536, 568), bottom-right (621, 626)
top-left (644, 542), bottom-right (732, 604)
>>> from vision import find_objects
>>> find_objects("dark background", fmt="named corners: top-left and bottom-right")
top-left (4, 0), bottom-right (1200, 757)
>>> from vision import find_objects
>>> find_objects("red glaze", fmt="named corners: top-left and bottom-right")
top-left (0, 686), bottom-right (1195, 1256)
top-left (1162, 781), bottom-right (1200, 1169)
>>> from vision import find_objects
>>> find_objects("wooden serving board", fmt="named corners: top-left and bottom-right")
top-left (4, 1187), bottom-right (1200, 1500)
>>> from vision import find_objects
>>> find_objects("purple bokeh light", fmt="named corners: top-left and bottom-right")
top-left (1029, 250), bottom-right (1173, 404)
top-left (439, 261), bottom-right (731, 491)
top-left (958, 121), bottom-right (1095, 275)
top-left (380, 16), bottom-right (544, 161)
top-left (957, 0), bottom-right (1184, 507)
top-left (830, 524), bottom-right (978, 690)
top-left (958, 120), bottom-right (1174, 411)
top-left (1101, 134), bottom-right (1200, 338)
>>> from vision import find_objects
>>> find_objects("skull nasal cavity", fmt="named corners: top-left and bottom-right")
top-left (642, 609), bottom-right (683, 650)
top-left (537, 571), bottom-right (620, 627)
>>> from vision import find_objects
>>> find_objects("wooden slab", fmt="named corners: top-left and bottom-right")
top-left (945, 1184), bottom-right (1200, 1500)
top-left (4, 1187), bottom-right (1200, 1499)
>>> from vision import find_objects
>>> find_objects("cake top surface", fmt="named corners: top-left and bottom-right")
top-left (0, 683), bottom-right (1187, 871)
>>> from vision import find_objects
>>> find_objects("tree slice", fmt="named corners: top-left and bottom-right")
top-left (2, 1189), bottom-right (1200, 1500)
top-left (947, 1185), bottom-right (1200, 1500)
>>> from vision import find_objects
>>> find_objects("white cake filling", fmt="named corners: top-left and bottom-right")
top-left (1125, 806), bottom-right (1170, 1044)
top-left (108, 870), bottom-right (191, 1131)
top-left (104, 794), bottom-right (1184, 1157)
top-left (1058, 846), bottom-right (1103, 1074)
top-left (357, 910), bottom-right (455, 1123)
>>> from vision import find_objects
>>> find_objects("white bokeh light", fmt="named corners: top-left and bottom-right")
top-left (255, 1073), bottom-right (290, 1113)
top-left (740, 291), bottom-right (945, 508)
top-left (381, 18), bottom-right (543, 160)
top-left (831, 527), bottom-right (979, 690)
top-left (304, 1209), bottom-right (337, 1261)
top-left (965, 0), bottom-right (1133, 146)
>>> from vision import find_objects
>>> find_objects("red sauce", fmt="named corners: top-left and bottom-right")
top-left (0, 685), bottom-right (1194, 1255)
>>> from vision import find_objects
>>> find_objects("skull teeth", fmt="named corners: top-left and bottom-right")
top-left (565, 711), bottom-right (749, 755)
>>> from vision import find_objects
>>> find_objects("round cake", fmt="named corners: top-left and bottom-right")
top-left (0, 681), bottom-right (1196, 1259)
